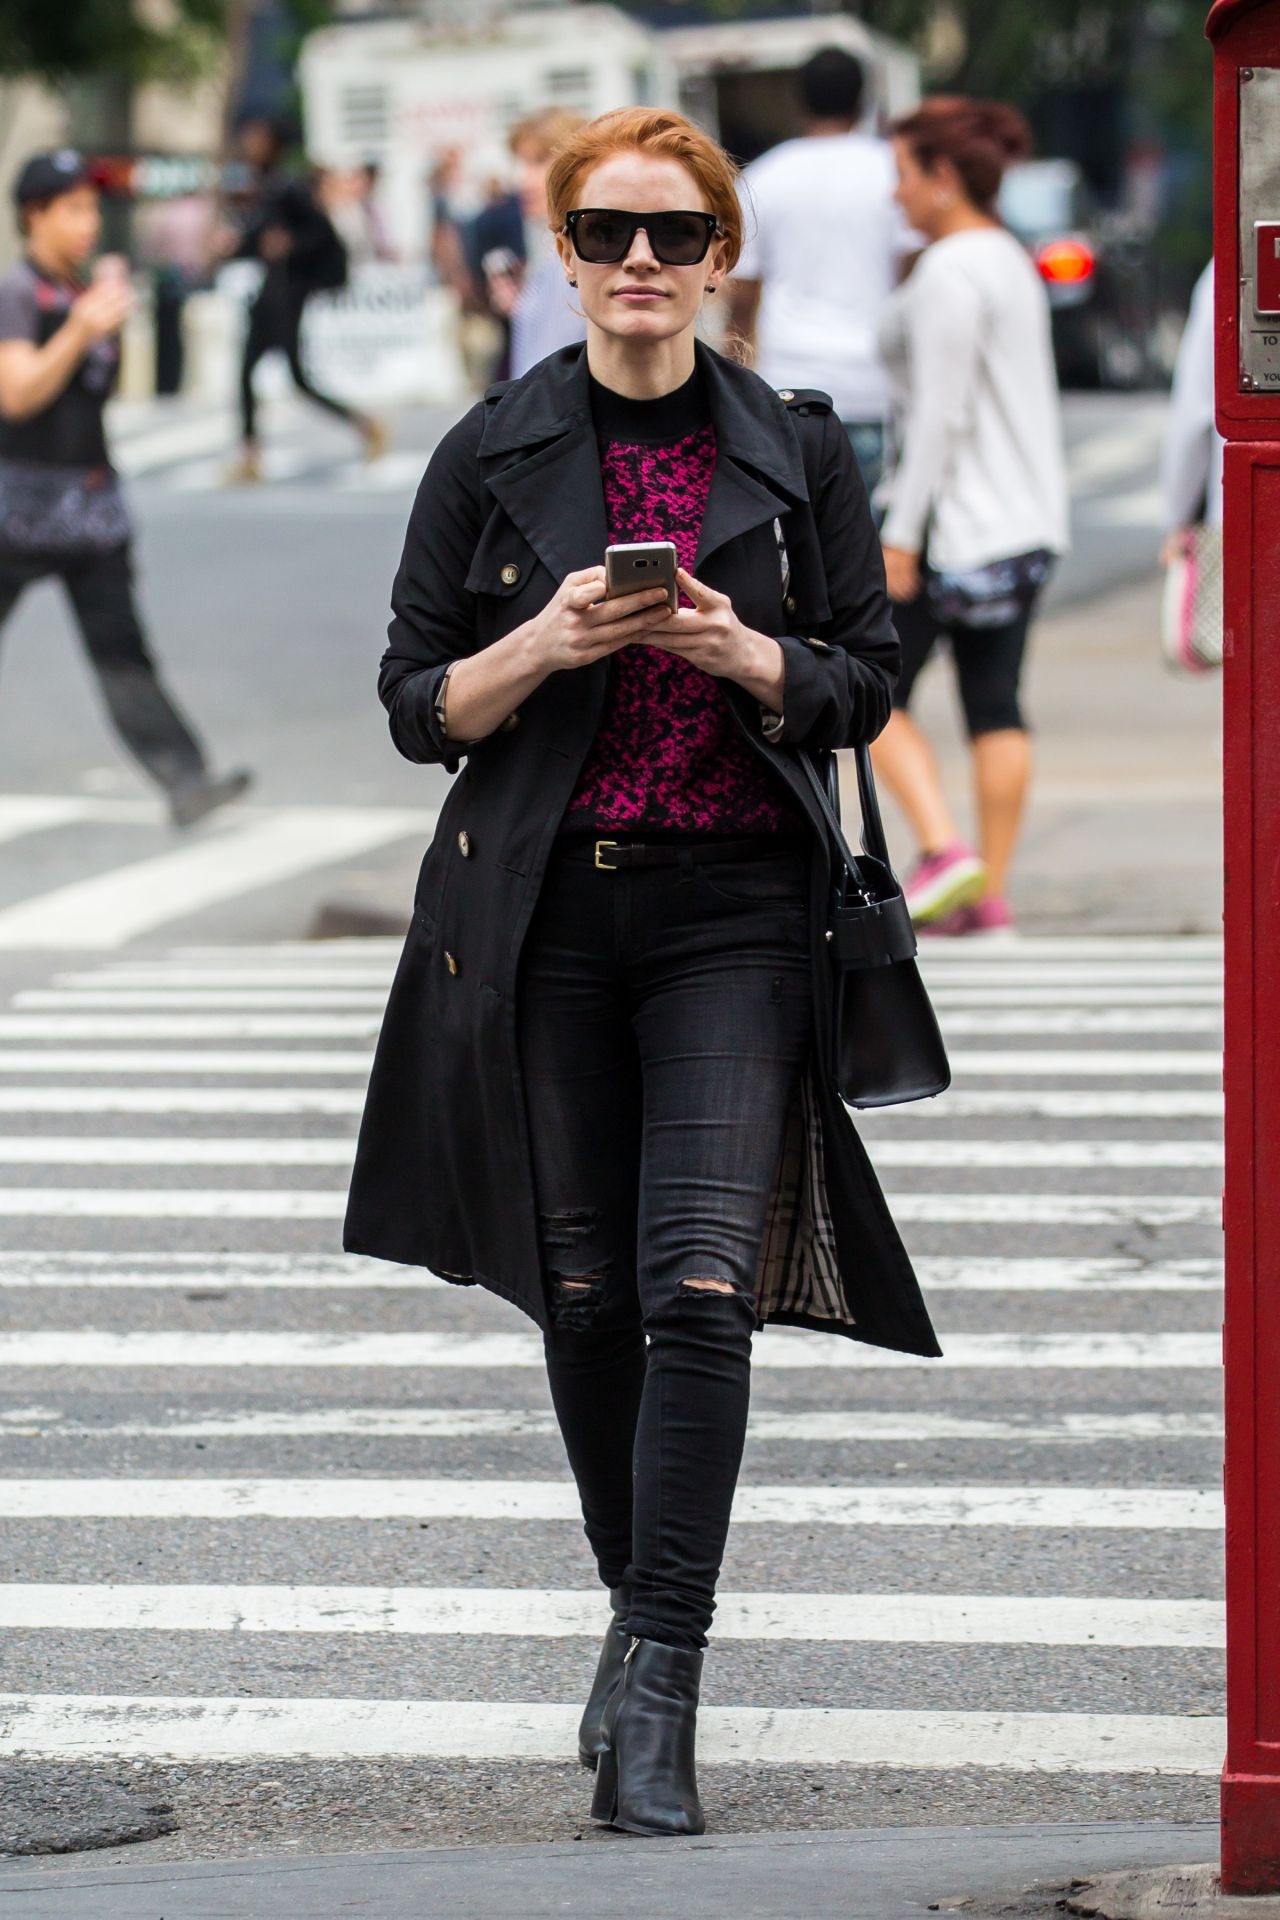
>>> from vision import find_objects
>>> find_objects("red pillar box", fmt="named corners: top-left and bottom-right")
top-left (1209, 0), bottom-right (1280, 1895)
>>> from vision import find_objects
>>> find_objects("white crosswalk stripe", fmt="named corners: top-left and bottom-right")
top-left (0, 1478), bottom-right (1222, 1527)
top-left (0, 1694), bottom-right (1223, 1773)
top-left (0, 935), bottom-right (1225, 1803)
top-left (0, 1585), bottom-right (1225, 1646)
top-left (0, 1252), bottom-right (1222, 1292)
top-left (0, 1405), bottom-right (1224, 1443)
top-left (110, 400), bottom-right (429, 495)
top-left (0, 1328), bottom-right (1221, 1367)
top-left (0, 794), bottom-right (435, 949)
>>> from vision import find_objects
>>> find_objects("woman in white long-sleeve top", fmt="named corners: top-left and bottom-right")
top-left (1161, 261), bottom-right (1222, 540)
top-left (871, 98), bottom-right (1069, 937)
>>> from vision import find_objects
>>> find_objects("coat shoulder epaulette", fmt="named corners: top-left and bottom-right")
top-left (776, 387), bottom-right (834, 417)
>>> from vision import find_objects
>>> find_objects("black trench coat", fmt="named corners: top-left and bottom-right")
top-left (344, 341), bottom-right (942, 1359)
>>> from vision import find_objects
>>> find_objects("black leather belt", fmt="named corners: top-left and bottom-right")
top-left (582, 835), bottom-right (805, 871)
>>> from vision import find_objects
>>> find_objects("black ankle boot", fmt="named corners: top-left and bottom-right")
top-left (577, 1584), bottom-right (632, 1770)
top-left (590, 1634), bottom-right (706, 1836)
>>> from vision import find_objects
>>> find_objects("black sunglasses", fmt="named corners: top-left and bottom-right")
top-left (564, 208), bottom-right (721, 267)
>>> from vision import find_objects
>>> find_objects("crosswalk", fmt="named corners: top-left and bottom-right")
top-left (0, 796), bottom-right (435, 949)
top-left (109, 397), bottom-right (433, 501)
top-left (0, 934), bottom-right (1223, 1828)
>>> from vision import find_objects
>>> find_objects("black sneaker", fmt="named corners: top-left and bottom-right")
top-left (168, 770), bottom-right (254, 830)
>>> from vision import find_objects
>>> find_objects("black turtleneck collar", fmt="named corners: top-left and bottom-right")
top-left (588, 364), bottom-right (710, 446)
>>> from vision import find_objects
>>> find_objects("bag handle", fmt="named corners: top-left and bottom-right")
top-left (798, 745), bottom-right (894, 880)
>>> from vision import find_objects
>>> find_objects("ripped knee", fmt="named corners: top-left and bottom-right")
top-left (654, 1272), bottom-right (758, 1333)
top-left (548, 1269), bottom-right (608, 1329)
top-left (541, 1207), bottom-right (612, 1330)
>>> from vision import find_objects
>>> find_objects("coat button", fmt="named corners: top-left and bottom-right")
top-left (457, 830), bottom-right (471, 857)
top-left (500, 563), bottom-right (521, 587)
top-left (500, 711), bottom-right (520, 732)
top-left (777, 388), bottom-right (795, 402)
top-left (784, 593), bottom-right (797, 614)
top-left (444, 950), bottom-right (459, 976)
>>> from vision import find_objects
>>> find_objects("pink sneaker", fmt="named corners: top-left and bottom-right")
top-left (968, 895), bottom-right (1016, 936)
top-left (903, 842), bottom-right (986, 925)
top-left (919, 897), bottom-right (1017, 939)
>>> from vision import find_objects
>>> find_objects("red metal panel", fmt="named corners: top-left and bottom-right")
top-left (1209, 0), bottom-right (1274, 38)
top-left (1212, 0), bottom-right (1280, 1894)
top-left (1256, 221), bottom-right (1280, 312)
top-left (1221, 444), bottom-right (1280, 1883)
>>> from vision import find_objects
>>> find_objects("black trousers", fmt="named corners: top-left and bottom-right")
top-left (0, 543), bottom-right (206, 792)
top-left (891, 587), bottom-right (1035, 739)
top-left (240, 289), bottom-right (359, 443)
top-left (517, 835), bottom-right (813, 1652)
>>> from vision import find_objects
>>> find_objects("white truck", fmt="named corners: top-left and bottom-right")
top-left (299, 2), bottom-right (919, 260)
top-left (288, 2), bottom-right (919, 408)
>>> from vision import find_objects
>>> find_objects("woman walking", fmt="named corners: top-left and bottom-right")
top-left (872, 100), bottom-right (1069, 936)
top-left (345, 106), bottom-right (940, 1838)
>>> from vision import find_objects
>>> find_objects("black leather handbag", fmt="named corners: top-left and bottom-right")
top-left (797, 745), bottom-right (951, 1109)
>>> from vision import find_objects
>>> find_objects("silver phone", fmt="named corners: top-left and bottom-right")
top-left (604, 540), bottom-right (678, 615)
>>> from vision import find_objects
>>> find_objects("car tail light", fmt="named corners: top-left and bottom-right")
top-left (1036, 238), bottom-right (1096, 284)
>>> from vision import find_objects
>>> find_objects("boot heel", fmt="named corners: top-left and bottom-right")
top-left (590, 1741), bottom-right (619, 1824)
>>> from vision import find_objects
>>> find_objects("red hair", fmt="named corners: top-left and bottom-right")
top-left (890, 97), bottom-right (1033, 214)
top-left (544, 107), bottom-right (743, 272)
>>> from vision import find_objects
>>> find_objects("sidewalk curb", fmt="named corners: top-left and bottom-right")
top-left (1065, 1863), bottom-right (1280, 1918)
top-left (0, 1819), bottom-right (1218, 1919)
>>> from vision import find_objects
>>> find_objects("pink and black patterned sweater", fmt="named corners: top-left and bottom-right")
top-left (562, 378), bottom-right (795, 837)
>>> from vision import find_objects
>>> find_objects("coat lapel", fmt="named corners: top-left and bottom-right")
top-left (477, 340), bottom-right (813, 584)
top-left (694, 457), bottom-right (794, 573)
top-left (478, 349), bottom-right (608, 584)
top-left (694, 342), bottom-right (810, 569)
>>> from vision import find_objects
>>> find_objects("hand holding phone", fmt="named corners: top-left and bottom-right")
top-left (73, 262), bottom-right (133, 343)
top-left (605, 541), bottom-right (678, 616)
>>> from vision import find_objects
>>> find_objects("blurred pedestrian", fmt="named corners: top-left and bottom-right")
top-left (219, 118), bottom-right (386, 484)
top-left (872, 99), bottom-right (1068, 936)
top-left (321, 162), bottom-right (397, 267)
top-left (486, 108), bottom-right (587, 378)
top-left (1161, 263), bottom-right (1220, 537)
top-left (346, 105), bottom-right (936, 1839)
top-left (468, 169), bottom-right (527, 381)
top-left (725, 47), bottom-right (908, 494)
top-left (0, 151), bottom-right (252, 827)
top-left (427, 149), bottom-right (505, 388)
top-left (1159, 261), bottom-right (1224, 675)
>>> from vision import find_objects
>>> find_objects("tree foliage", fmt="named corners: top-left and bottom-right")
top-left (0, 0), bottom-right (228, 84)
top-left (616, 1), bottom-right (1210, 119)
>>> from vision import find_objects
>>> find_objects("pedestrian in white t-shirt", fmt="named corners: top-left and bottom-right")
top-left (871, 97), bottom-right (1068, 939)
top-left (726, 47), bottom-right (908, 494)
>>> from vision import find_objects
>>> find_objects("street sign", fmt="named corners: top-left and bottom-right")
top-left (1255, 220), bottom-right (1280, 312)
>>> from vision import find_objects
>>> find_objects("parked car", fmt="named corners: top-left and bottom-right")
top-left (999, 158), bottom-right (1162, 389)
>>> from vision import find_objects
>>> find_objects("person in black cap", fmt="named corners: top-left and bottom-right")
top-left (0, 151), bottom-right (252, 827)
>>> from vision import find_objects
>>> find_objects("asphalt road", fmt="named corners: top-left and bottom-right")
top-left (0, 390), bottom-right (1172, 951)
top-left (0, 931), bottom-right (1224, 1869)
top-left (0, 386), bottom-right (1227, 1880)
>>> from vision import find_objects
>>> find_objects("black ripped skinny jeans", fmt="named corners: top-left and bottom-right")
top-left (517, 835), bottom-right (813, 1652)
